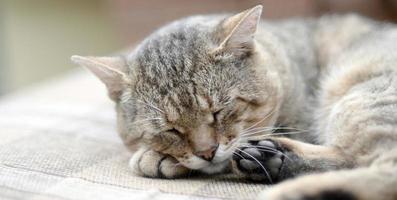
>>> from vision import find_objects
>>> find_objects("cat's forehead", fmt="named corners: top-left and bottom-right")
top-left (129, 31), bottom-right (242, 110)
top-left (136, 29), bottom-right (210, 66)
top-left (131, 16), bottom-right (219, 67)
top-left (126, 16), bottom-right (250, 118)
top-left (131, 26), bottom-right (216, 93)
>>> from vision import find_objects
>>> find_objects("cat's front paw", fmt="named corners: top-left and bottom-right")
top-left (232, 140), bottom-right (284, 183)
top-left (129, 148), bottom-right (189, 178)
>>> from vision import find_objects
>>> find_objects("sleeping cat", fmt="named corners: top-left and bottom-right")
top-left (72, 5), bottom-right (397, 200)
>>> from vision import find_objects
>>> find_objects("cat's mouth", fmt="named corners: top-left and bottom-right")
top-left (180, 144), bottom-right (235, 171)
top-left (181, 157), bottom-right (230, 174)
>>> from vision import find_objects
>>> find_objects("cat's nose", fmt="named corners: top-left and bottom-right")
top-left (195, 145), bottom-right (219, 161)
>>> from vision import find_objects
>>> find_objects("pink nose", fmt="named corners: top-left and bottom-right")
top-left (194, 145), bottom-right (218, 161)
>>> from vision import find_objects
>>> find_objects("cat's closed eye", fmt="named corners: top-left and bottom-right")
top-left (167, 128), bottom-right (182, 135)
top-left (212, 109), bottom-right (223, 121)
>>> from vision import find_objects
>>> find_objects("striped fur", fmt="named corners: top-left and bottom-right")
top-left (72, 5), bottom-right (397, 200)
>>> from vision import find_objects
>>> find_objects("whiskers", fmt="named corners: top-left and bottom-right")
top-left (129, 98), bottom-right (165, 114)
top-left (131, 117), bottom-right (162, 125)
top-left (239, 143), bottom-right (292, 162)
top-left (241, 129), bottom-right (308, 141)
top-left (235, 147), bottom-right (273, 184)
top-left (227, 124), bottom-right (307, 162)
top-left (227, 109), bottom-right (276, 150)
top-left (239, 106), bottom-right (308, 140)
top-left (244, 107), bottom-right (277, 132)
top-left (127, 98), bottom-right (167, 128)
top-left (229, 113), bottom-right (309, 177)
top-left (130, 117), bottom-right (167, 129)
top-left (240, 126), bottom-right (309, 141)
top-left (136, 99), bottom-right (165, 114)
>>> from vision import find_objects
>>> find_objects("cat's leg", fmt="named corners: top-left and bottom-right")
top-left (257, 163), bottom-right (397, 200)
top-left (129, 147), bottom-right (190, 178)
top-left (232, 138), bottom-right (350, 182)
top-left (235, 66), bottom-right (397, 182)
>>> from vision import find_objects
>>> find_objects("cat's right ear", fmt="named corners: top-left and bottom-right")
top-left (71, 55), bottom-right (130, 101)
top-left (213, 5), bottom-right (262, 57)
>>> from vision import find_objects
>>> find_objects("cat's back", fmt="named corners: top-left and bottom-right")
top-left (319, 14), bottom-right (397, 77)
top-left (313, 14), bottom-right (382, 67)
top-left (258, 18), bottom-right (319, 91)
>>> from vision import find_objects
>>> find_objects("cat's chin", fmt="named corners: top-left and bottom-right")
top-left (199, 160), bottom-right (230, 175)
top-left (181, 156), bottom-right (228, 171)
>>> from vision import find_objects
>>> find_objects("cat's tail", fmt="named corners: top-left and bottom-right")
top-left (258, 163), bottom-right (397, 200)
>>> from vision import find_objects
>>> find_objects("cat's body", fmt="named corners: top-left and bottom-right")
top-left (252, 15), bottom-right (397, 200)
top-left (72, 6), bottom-right (397, 200)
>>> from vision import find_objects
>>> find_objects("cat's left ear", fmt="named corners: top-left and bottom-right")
top-left (71, 55), bottom-right (130, 101)
top-left (213, 5), bottom-right (262, 57)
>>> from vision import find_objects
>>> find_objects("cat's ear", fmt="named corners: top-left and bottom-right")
top-left (214, 5), bottom-right (262, 57)
top-left (71, 55), bottom-right (129, 101)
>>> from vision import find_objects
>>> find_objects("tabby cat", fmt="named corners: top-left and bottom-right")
top-left (72, 5), bottom-right (397, 200)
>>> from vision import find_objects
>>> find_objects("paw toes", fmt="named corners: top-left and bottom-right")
top-left (267, 157), bottom-right (283, 168)
top-left (159, 157), bottom-right (189, 178)
top-left (136, 150), bottom-right (164, 177)
top-left (258, 140), bottom-right (276, 148)
top-left (234, 139), bottom-right (285, 182)
top-left (243, 147), bottom-right (262, 158)
top-left (240, 159), bottom-right (260, 171)
top-left (132, 150), bottom-right (188, 179)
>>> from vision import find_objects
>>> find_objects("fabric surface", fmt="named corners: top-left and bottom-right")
top-left (0, 70), bottom-right (268, 200)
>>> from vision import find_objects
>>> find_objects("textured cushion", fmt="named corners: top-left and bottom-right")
top-left (0, 70), bottom-right (267, 200)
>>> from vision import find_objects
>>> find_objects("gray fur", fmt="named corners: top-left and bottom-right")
top-left (72, 6), bottom-right (397, 200)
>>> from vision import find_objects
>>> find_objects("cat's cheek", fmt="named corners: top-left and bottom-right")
top-left (219, 123), bottom-right (243, 144)
top-left (212, 144), bottom-right (234, 163)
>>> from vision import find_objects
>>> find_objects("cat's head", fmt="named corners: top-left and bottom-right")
top-left (72, 5), bottom-right (282, 172)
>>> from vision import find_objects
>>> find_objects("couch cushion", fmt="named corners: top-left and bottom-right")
top-left (0, 70), bottom-right (267, 200)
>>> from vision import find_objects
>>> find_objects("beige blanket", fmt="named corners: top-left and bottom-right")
top-left (0, 70), bottom-right (268, 200)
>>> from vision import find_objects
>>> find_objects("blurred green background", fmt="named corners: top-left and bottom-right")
top-left (0, 0), bottom-right (396, 95)
top-left (0, 0), bottom-right (122, 94)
